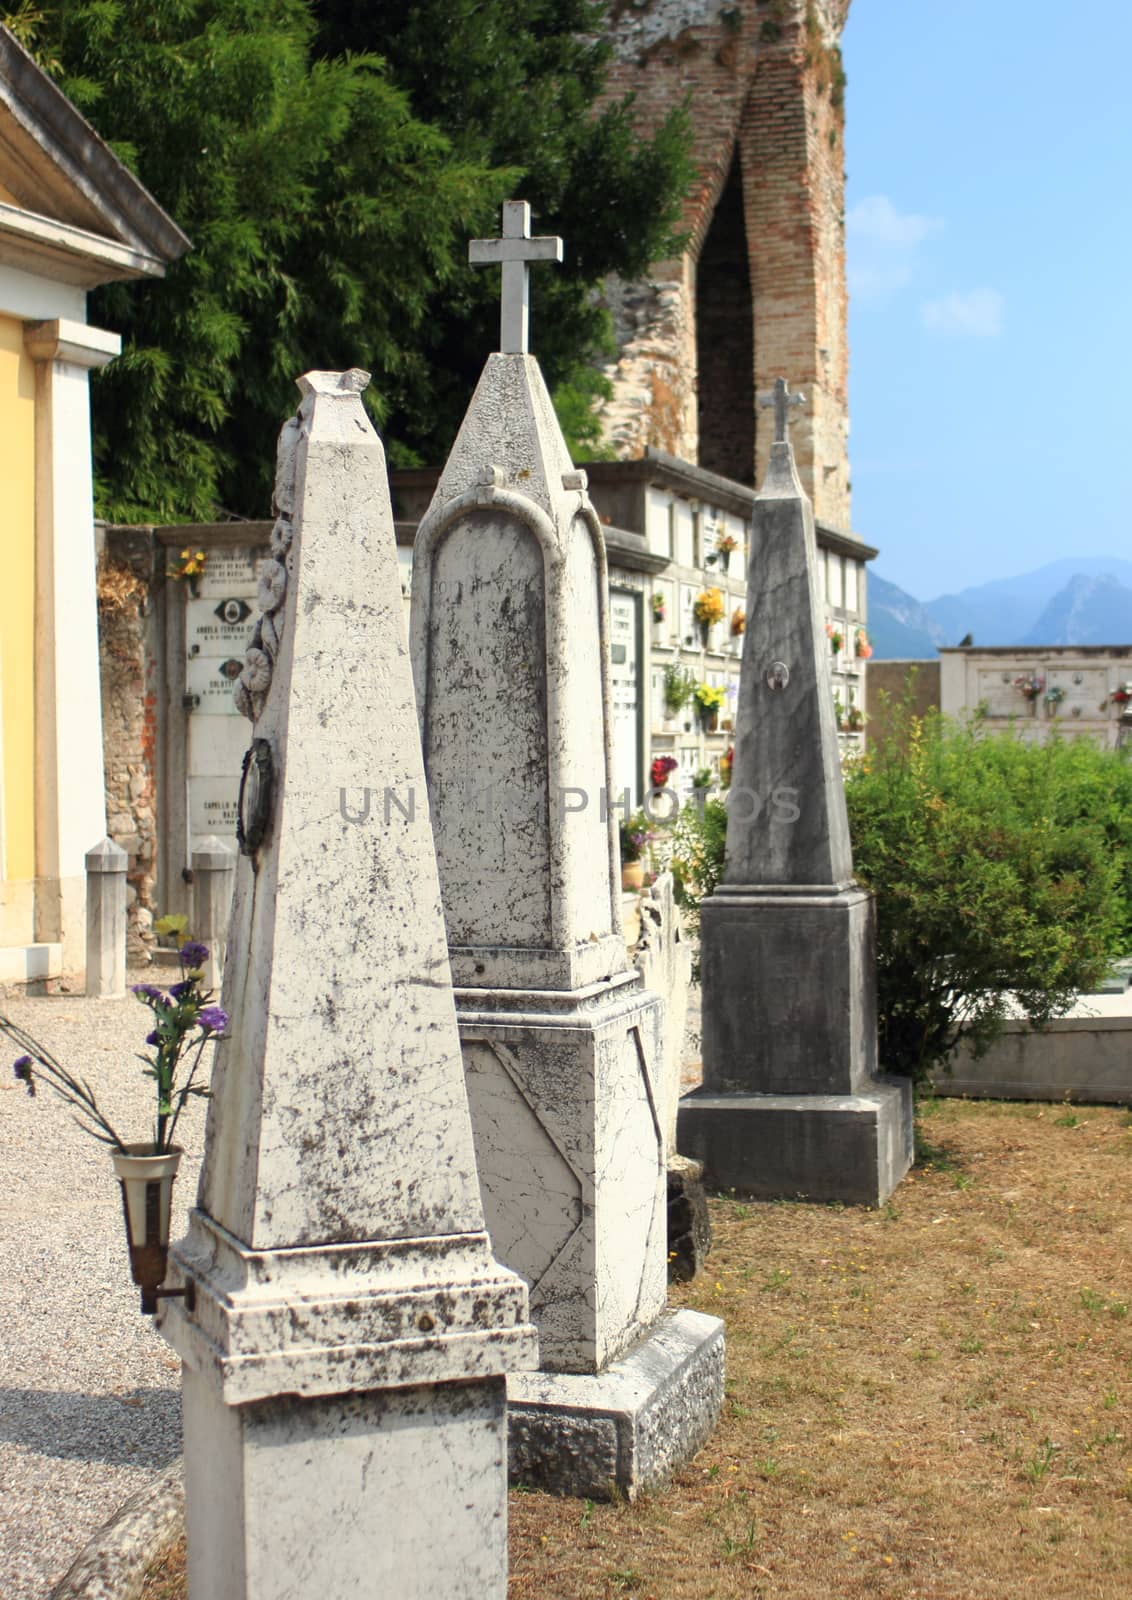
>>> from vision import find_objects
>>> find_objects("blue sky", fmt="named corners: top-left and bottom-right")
top-left (841, 0), bottom-right (1132, 600)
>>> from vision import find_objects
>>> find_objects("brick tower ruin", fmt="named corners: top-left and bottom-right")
top-left (601, 0), bottom-right (852, 532)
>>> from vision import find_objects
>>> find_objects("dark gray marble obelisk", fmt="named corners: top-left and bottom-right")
top-left (678, 381), bottom-right (912, 1205)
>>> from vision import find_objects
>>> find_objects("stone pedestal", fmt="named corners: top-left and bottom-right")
top-left (84, 835), bottom-right (126, 997)
top-left (686, 431), bottom-right (912, 1205)
top-left (161, 370), bottom-right (535, 1600)
top-left (412, 345), bottom-right (722, 1496)
top-left (189, 835), bottom-right (234, 993)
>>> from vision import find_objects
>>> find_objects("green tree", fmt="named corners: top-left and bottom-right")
top-left (5, 0), bottom-right (690, 519)
top-left (312, 2), bottom-right (692, 462)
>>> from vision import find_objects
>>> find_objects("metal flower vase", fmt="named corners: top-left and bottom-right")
top-left (111, 1144), bottom-right (184, 1314)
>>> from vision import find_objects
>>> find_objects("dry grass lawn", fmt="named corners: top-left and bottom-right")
top-left (142, 1097), bottom-right (1132, 1600)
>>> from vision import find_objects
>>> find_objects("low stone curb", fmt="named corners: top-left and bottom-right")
top-left (49, 1461), bottom-right (185, 1600)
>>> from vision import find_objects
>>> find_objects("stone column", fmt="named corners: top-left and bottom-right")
top-left (84, 836), bottom-right (126, 997)
top-left (411, 350), bottom-right (723, 1498)
top-left (24, 319), bottom-right (121, 975)
top-left (190, 835), bottom-right (234, 993)
top-left (160, 370), bottom-right (536, 1600)
top-left (679, 436), bottom-right (913, 1204)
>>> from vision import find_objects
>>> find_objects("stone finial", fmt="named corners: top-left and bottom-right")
top-left (469, 200), bottom-right (563, 355)
top-left (758, 376), bottom-right (805, 444)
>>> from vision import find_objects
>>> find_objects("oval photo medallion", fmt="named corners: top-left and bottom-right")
top-left (766, 661), bottom-right (790, 691)
top-left (237, 738), bottom-right (274, 856)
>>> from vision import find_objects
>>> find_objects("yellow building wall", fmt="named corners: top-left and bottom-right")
top-left (0, 313), bottom-right (37, 890)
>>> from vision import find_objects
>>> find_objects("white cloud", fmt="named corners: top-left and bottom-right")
top-left (846, 194), bottom-right (944, 300)
top-left (921, 287), bottom-right (1004, 338)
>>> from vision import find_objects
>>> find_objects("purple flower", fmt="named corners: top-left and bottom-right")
top-left (179, 942), bottom-right (209, 968)
top-left (145, 1030), bottom-right (161, 1046)
top-left (13, 1056), bottom-right (35, 1096)
top-left (197, 1006), bottom-right (229, 1034)
top-left (169, 980), bottom-right (193, 1001)
top-left (131, 983), bottom-right (164, 1002)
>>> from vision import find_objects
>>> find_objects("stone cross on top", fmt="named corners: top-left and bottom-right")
top-left (469, 200), bottom-right (563, 356)
top-left (758, 376), bottom-right (806, 445)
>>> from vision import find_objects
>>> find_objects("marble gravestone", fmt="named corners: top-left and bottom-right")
top-left (679, 381), bottom-right (913, 1205)
top-left (159, 369), bottom-right (537, 1600)
top-left (410, 203), bottom-right (723, 1498)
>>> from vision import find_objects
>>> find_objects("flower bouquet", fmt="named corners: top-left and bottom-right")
top-left (855, 629), bottom-right (873, 660)
top-left (826, 622), bottom-right (843, 655)
top-left (730, 606), bottom-right (746, 638)
top-left (3, 929), bottom-right (228, 1313)
top-left (1013, 673), bottom-right (1045, 702)
top-left (693, 682), bottom-right (726, 731)
top-left (651, 754), bottom-right (679, 789)
top-left (693, 587), bottom-right (725, 645)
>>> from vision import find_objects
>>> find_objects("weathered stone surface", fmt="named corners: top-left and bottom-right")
top-left (508, 1310), bottom-right (724, 1500)
top-left (700, 887), bottom-right (876, 1096)
top-left (411, 335), bottom-right (721, 1493)
top-left (667, 1159), bottom-right (711, 1284)
top-left (48, 1460), bottom-right (184, 1600)
top-left (692, 433), bottom-right (911, 1206)
top-left (679, 1084), bottom-right (913, 1208)
top-left (161, 369), bottom-right (535, 1600)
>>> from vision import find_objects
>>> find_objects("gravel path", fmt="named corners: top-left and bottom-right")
top-left (0, 976), bottom-right (208, 1600)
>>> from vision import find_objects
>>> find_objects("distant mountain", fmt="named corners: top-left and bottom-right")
top-left (867, 573), bottom-right (947, 659)
top-left (1021, 573), bottom-right (1132, 646)
top-left (925, 556), bottom-right (1132, 646)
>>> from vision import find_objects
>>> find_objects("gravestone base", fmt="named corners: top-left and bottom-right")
top-left (457, 973), bottom-right (669, 1375)
top-left (699, 886), bottom-right (878, 1096)
top-left (507, 1309), bottom-right (725, 1500)
top-left (180, 1365), bottom-right (511, 1600)
top-left (677, 1081), bottom-right (913, 1206)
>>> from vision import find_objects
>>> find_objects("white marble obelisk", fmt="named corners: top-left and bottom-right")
top-left (160, 370), bottom-right (536, 1600)
top-left (410, 206), bottom-right (723, 1498)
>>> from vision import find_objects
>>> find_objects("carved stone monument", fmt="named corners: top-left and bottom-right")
top-left (160, 369), bottom-right (536, 1599)
top-left (410, 204), bottom-right (723, 1498)
top-left (679, 382), bottom-right (913, 1205)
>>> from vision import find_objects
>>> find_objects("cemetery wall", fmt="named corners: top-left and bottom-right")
top-left (97, 527), bottom-right (163, 955)
top-left (600, 0), bottom-right (852, 528)
top-left (940, 646), bottom-right (1132, 749)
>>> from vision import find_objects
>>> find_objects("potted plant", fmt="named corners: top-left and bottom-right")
top-left (662, 661), bottom-right (694, 727)
top-left (693, 587), bottom-right (725, 649)
top-left (2, 934), bottom-right (228, 1314)
top-left (692, 682), bottom-right (726, 732)
top-left (651, 592), bottom-right (667, 640)
top-left (691, 766), bottom-right (714, 804)
top-left (847, 705), bottom-right (865, 732)
top-left (618, 810), bottom-right (650, 891)
top-left (651, 754), bottom-right (678, 790)
top-left (833, 691), bottom-right (847, 731)
top-left (716, 532), bottom-right (739, 574)
top-left (1045, 684), bottom-right (1067, 711)
top-left (826, 621), bottom-right (844, 656)
top-left (855, 628), bottom-right (873, 660)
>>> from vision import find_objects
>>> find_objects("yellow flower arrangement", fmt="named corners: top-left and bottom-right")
top-left (693, 587), bottom-right (725, 626)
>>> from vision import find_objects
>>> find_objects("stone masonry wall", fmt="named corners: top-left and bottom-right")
top-left (97, 527), bottom-right (161, 957)
top-left (599, 0), bottom-right (852, 530)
